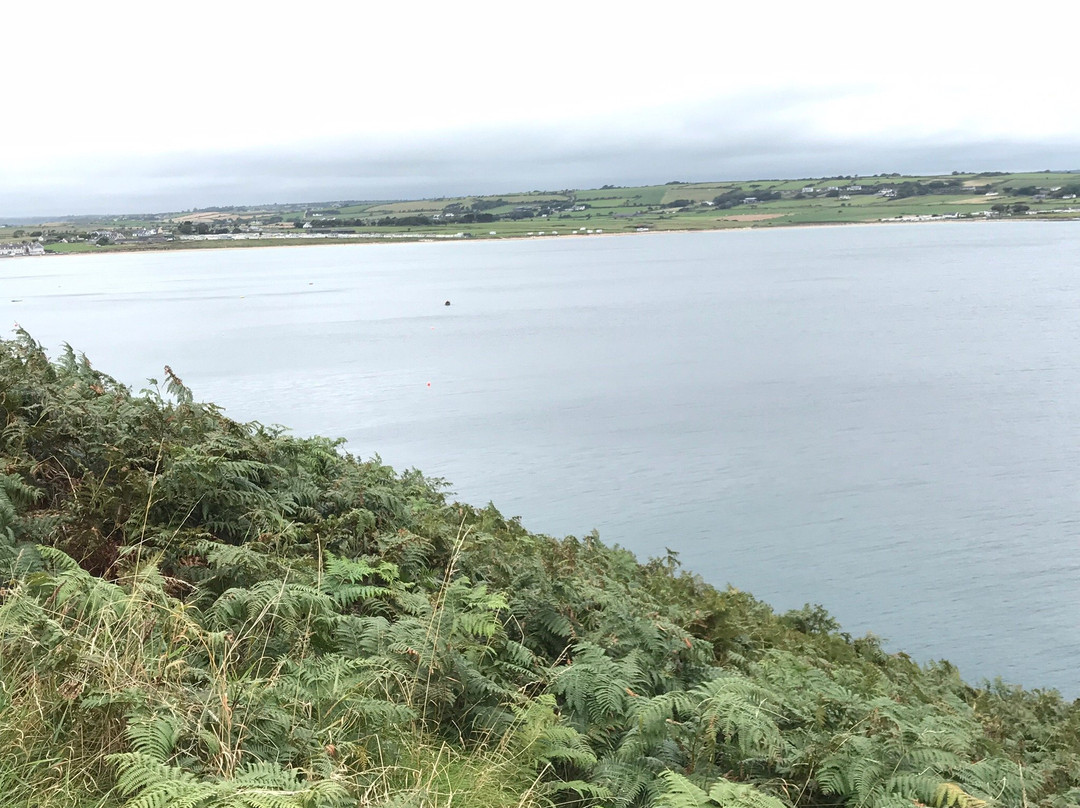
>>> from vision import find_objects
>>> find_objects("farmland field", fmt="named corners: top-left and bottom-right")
top-left (3, 170), bottom-right (1078, 254)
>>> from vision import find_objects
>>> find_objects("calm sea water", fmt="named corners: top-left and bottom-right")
top-left (4, 223), bottom-right (1080, 694)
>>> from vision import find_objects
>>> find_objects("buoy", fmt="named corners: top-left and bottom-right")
top-left (427, 382), bottom-right (431, 387)
top-left (444, 300), bottom-right (451, 306)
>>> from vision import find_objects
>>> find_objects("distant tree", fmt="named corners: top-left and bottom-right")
top-left (375, 215), bottom-right (432, 226)
top-left (470, 198), bottom-right (508, 212)
top-left (177, 221), bottom-right (194, 235)
top-left (711, 189), bottom-right (746, 209)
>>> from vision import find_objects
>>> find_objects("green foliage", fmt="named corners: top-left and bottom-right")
top-left (3, 332), bottom-right (1080, 807)
top-left (657, 771), bottom-right (788, 808)
top-left (110, 753), bottom-right (351, 808)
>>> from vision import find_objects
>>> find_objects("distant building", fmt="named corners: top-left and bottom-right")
top-left (743, 197), bottom-right (758, 204)
top-left (0, 242), bottom-right (45, 257)
top-left (90, 229), bottom-right (127, 242)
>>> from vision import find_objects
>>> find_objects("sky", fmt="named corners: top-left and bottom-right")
top-left (2, 1), bottom-right (1077, 218)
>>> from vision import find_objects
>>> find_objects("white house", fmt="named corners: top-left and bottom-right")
top-left (0, 242), bottom-right (45, 257)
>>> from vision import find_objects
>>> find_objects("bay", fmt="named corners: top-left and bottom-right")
top-left (4, 222), bottom-right (1080, 694)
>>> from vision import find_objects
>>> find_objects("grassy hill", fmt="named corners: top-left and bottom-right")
top-left (3, 331), bottom-right (1080, 807)
top-left (6, 170), bottom-right (1079, 254)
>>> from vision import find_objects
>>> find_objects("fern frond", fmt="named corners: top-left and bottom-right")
top-left (125, 713), bottom-right (182, 763)
top-left (932, 782), bottom-right (990, 808)
top-left (656, 770), bottom-right (789, 808)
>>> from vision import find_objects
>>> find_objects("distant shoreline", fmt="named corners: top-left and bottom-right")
top-left (25, 215), bottom-right (1080, 260)
top-left (10, 170), bottom-right (1080, 259)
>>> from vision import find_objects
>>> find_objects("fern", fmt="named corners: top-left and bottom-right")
top-left (125, 713), bottom-right (182, 763)
top-left (931, 782), bottom-right (990, 808)
top-left (656, 770), bottom-right (789, 808)
top-left (6, 335), bottom-right (1080, 808)
top-left (109, 753), bottom-right (350, 808)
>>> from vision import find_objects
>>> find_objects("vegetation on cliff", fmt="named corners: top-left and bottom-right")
top-left (2, 330), bottom-right (1079, 807)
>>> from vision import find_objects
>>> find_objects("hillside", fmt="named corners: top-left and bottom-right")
top-left (2, 330), bottom-right (1080, 807)
top-left (4, 170), bottom-right (1080, 255)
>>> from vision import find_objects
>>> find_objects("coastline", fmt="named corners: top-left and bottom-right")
top-left (20, 213), bottom-right (1080, 260)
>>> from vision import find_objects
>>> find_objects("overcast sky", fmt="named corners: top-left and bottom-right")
top-left (2, 2), bottom-right (1077, 218)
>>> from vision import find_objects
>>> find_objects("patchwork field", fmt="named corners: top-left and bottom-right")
top-left (3, 170), bottom-right (1078, 253)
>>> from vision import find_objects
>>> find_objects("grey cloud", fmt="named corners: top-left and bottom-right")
top-left (3, 90), bottom-right (1078, 218)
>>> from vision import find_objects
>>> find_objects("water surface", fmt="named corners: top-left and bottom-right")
top-left (4, 223), bottom-right (1080, 693)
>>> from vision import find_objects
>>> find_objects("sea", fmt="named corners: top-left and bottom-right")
top-left (4, 221), bottom-right (1080, 695)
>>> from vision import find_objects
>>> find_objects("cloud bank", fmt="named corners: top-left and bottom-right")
top-left (2, 2), bottom-right (1078, 218)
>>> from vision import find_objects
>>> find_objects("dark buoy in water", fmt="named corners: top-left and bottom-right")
top-left (444, 300), bottom-right (451, 306)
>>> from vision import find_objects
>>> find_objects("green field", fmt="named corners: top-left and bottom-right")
top-left (3, 170), bottom-right (1077, 255)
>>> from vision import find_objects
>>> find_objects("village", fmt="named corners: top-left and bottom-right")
top-left (3, 171), bottom-right (1079, 257)
top-left (0, 241), bottom-right (45, 257)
